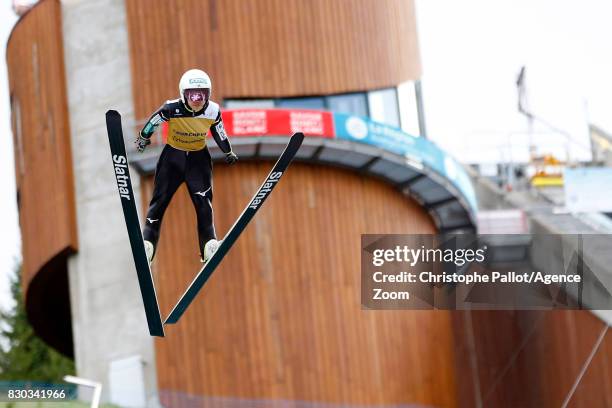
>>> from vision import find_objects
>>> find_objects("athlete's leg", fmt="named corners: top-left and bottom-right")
top-left (185, 148), bottom-right (216, 259)
top-left (143, 146), bottom-right (185, 254)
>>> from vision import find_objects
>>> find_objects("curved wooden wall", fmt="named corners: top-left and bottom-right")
top-left (125, 0), bottom-right (422, 118)
top-left (453, 310), bottom-right (612, 408)
top-left (148, 163), bottom-right (459, 406)
top-left (6, 0), bottom-right (77, 355)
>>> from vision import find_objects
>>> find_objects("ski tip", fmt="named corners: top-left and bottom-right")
top-left (151, 330), bottom-right (165, 338)
top-left (106, 109), bottom-right (120, 118)
top-left (149, 321), bottom-right (165, 337)
top-left (291, 132), bottom-right (305, 146)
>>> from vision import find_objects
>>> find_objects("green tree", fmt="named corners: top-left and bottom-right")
top-left (0, 264), bottom-right (75, 381)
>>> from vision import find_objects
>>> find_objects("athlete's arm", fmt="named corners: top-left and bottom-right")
top-left (136, 103), bottom-right (169, 153)
top-left (141, 103), bottom-right (169, 139)
top-left (210, 111), bottom-right (237, 164)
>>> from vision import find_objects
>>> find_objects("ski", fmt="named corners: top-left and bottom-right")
top-left (106, 110), bottom-right (165, 337)
top-left (164, 132), bottom-right (304, 324)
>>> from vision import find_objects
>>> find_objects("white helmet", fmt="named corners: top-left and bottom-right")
top-left (179, 69), bottom-right (212, 104)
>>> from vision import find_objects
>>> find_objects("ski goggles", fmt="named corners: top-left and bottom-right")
top-left (184, 88), bottom-right (210, 103)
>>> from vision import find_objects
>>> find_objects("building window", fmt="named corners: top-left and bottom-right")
top-left (367, 88), bottom-right (400, 128)
top-left (225, 99), bottom-right (275, 109)
top-left (224, 87), bottom-right (403, 128)
top-left (397, 81), bottom-right (420, 137)
top-left (276, 97), bottom-right (325, 110)
top-left (326, 93), bottom-right (368, 117)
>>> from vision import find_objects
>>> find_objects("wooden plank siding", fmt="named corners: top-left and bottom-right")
top-left (452, 310), bottom-right (612, 408)
top-left (125, 0), bottom-right (422, 120)
top-left (145, 162), bottom-right (460, 406)
top-left (6, 0), bottom-right (77, 305)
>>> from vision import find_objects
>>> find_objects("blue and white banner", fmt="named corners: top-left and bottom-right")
top-left (334, 113), bottom-right (477, 211)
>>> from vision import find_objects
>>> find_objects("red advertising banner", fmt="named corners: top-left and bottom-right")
top-left (161, 109), bottom-right (335, 142)
top-left (222, 109), bottom-right (335, 137)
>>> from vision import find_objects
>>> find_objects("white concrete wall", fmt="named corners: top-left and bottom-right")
top-left (61, 0), bottom-right (161, 406)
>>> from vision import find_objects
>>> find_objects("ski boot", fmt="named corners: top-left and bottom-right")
top-left (202, 239), bottom-right (221, 264)
top-left (144, 240), bottom-right (155, 265)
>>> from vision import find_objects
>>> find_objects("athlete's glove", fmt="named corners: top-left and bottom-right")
top-left (225, 151), bottom-right (238, 165)
top-left (135, 132), bottom-right (151, 153)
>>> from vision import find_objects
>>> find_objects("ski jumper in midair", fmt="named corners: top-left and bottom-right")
top-left (135, 69), bottom-right (239, 264)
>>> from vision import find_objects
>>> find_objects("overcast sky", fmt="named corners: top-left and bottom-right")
top-left (1, 1), bottom-right (611, 309)
top-left (415, 0), bottom-right (612, 163)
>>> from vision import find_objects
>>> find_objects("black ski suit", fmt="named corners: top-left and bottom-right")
top-left (139, 98), bottom-right (232, 258)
